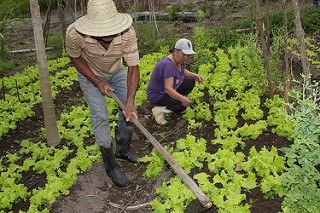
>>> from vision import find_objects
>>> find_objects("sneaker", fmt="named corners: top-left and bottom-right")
top-left (152, 107), bottom-right (172, 125)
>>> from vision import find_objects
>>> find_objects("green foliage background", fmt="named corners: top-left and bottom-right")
top-left (0, 0), bottom-right (55, 20)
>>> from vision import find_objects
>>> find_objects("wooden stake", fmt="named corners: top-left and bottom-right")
top-left (1, 80), bottom-right (5, 101)
top-left (15, 79), bottom-right (20, 102)
top-left (27, 71), bottom-right (36, 101)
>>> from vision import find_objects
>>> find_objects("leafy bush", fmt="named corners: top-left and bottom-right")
top-left (199, 1), bottom-right (215, 19)
top-left (231, 7), bottom-right (320, 34)
top-left (301, 7), bottom-right (320, 34)
top-left (231, 18), bottom-right (253, 30)
top-left (46, 34), bottom-right (64, 59)
top-left (166, 4), bottom-right (182, 21)
top-left (0, 59), bottom-right (20, 74)
top-left (281, 76), bottom-right (320, 212)
top-left (135, 21), bottom-right (176, 55)
top-left (0, 0), bottom-right (56, 19)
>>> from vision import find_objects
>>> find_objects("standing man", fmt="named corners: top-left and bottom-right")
top-left (313, 0), bottom-right (319, 8)
top-left (66, 0), bottom-right (140, 187)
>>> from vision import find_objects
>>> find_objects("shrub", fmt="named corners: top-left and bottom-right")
top-left (0, 0), bottom-right (57, 19)
top-left (231, 7), bottom-right (320, 35)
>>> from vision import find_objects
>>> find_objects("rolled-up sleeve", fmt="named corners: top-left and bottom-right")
top-left (122, 26), bottom-right (140, 66)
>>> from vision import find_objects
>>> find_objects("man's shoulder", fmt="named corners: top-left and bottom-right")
top-left (66, 22), bottom-right (76, 34)
top-left (66, 22), bottom-right (84, 38)
top-left (66, 22), bottom-right (87, 45)
top-left (121, 26), bottom-right (137, 39)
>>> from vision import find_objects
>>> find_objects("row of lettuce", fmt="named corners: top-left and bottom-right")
top-left (0, 51), bottom-right (164, 212)
top-left (0, 27), bottom-right (319, 212)
top-left (140, 30), bottom-right (320, 212)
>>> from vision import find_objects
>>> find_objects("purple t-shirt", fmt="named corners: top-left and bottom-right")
top-left (147, 56), bottom-right (185, 103)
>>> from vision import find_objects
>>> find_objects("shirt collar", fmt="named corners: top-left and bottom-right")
top-left (84, 33), bottom-right (122, 44)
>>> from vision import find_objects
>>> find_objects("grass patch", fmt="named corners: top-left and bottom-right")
top-left (134, 21), bottom-right (177, 55)
top-left (0, 58), bottom-right (21, 74)
top-left (46, 33), bottom-right (65, 59)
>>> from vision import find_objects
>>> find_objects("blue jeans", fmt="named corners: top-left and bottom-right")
top-left (77, 67), bottom-right (133, 148)
top-left (314, 0), bottom-right (319, 7)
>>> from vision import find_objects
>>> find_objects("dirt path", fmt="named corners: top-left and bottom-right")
top-left (50, 161), bottom-right (172, 213)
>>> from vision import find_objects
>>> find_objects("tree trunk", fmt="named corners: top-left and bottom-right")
top-left (256, 0), bottom-right (273, 96)
top-left (74, 0), bottom-right (77, 21)
top-left (148, 0), bottom-right (159, 36)
top-left (29, 0), bottom-right (61, 146)
top-left (58, 0), bottom-right (66, 48)
top-left (80, 0), bottom-right (87, 15)
top-left (283, 0), bottom-right (290, 104)
top-left (255, 0), bottom-right (260, 49)
top-left (43, 0), bottom-right (52, 46)
top-left (292, 0), bottom-right (311, 89)
top-left (264, 0), bottom-right (273, 97)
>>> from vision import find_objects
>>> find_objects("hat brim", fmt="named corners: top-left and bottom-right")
top-left (75, 13), bottom-right (133, 37)
top-left (182, 49), bottom-right (195, 55)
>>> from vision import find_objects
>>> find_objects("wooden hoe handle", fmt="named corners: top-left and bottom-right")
top-left (110, 92), bottom-right (213, 209)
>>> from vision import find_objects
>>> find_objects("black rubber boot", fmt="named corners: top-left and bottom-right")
top-left (115, 126), bottom-right (138, 163)
top-left (99, 146), bottom-right (131, 187)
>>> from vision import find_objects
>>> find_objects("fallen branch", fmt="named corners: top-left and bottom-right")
top-left (108, 201), bottom-right (152, 211)
top-left (119, 185), bottom-right (139, 213)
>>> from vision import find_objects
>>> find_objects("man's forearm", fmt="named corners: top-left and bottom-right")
top-left (127, 65), bottom-right (140, 104)
top-left (70, 56), bottom-right (101, 87)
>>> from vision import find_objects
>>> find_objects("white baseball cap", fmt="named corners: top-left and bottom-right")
top-left (175, 38), bottom-right (195, 55)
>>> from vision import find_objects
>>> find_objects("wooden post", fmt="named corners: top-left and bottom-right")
top-left (58, 0), bottom-right (66, 48)
top-left (15, 79), bottom-right (20, 102)
top-left (27, 72), bottom-right (36, 101)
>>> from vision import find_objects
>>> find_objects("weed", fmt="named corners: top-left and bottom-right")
top-left (0, 58), bottom-right (20, 74)
top-left (46, 33), bottom-right (64, 59)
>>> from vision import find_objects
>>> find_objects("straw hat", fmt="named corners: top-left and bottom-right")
top-left (75, 0), bottom-right (133, 37)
